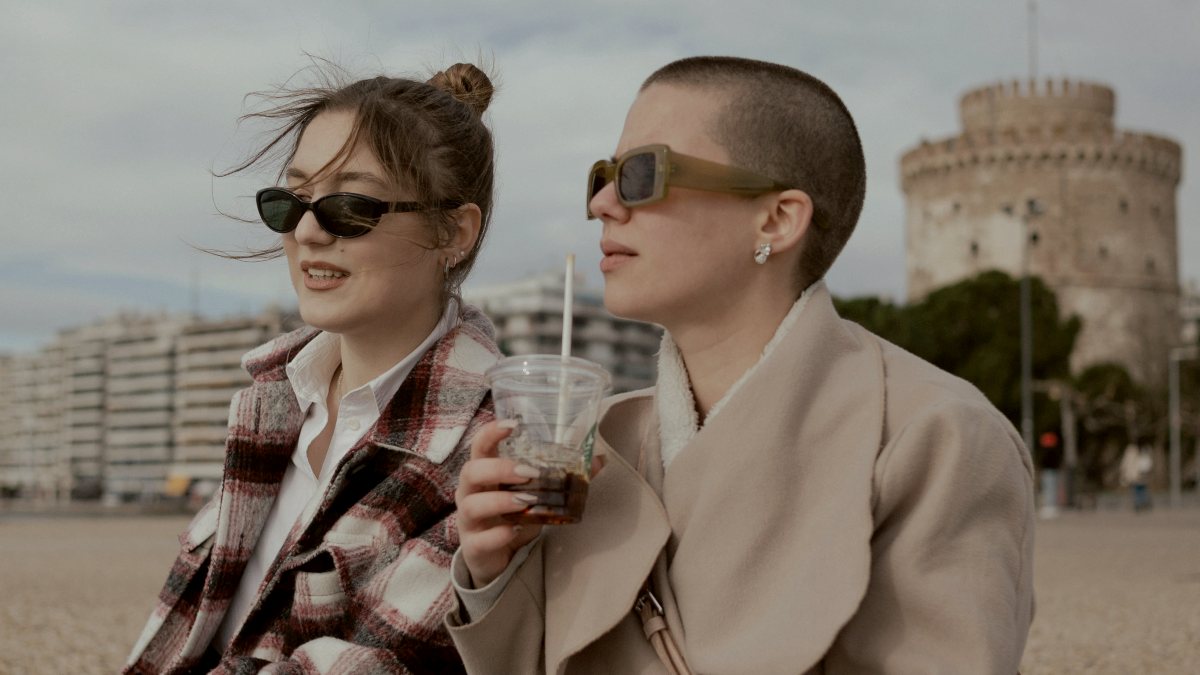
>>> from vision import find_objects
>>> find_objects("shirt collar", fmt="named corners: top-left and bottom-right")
top-left (368, 298), bottom-right (461, 410)
top-left (284, 299), bottom-right (462, 414)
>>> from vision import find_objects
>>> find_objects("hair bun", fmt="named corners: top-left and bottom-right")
top-left (428, 63), bottom-right (495, 116)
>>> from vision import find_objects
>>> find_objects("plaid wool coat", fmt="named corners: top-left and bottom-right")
top-left (125, 306), bottom-right (500, 674)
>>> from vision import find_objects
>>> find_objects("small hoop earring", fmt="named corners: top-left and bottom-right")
top-left (754, 243), bottom-right (772, 265)
top-left (444, 251), bottom-right (466, 280)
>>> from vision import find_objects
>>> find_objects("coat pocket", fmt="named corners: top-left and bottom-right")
top-left (290, 552), bottom-right (352, 641)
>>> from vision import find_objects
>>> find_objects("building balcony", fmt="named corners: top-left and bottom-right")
top-left (105, 446), bottom-right (172, 463)
top-left (176, 387), bottom-right (241, 407)
top-left (106, 374), bottom-right (173, 395)
top-left (67, 426), bottom-right (104, 444)
top-left (175, 426), bottom-right (228, 445)
top-left (107, 339), bottom-right (174, 361)
top-left (174, 406), bottom-right (230, 425)
top-left (67, 392), bottom-right (105, 409)
top-left (178, 326), bottom-right (269, 351)
top-left (177, 368), bottom-right (250, 390)
top-left (107, 410), bottom-right (173, 429)
top-left (66, 408), bottom-right (103, 426)
top-left (105, 428), bottom-right (172, 448)
top-left (106, 392), bottom-right (173, 412)
top-left (177, 347), bottom-right (254, 371)
top-left (68, 356), bottom-right (105, 375)
top-left (174, 444), bottom-right (227, 464)
top-left (108, 357), bottom-right (173, 378)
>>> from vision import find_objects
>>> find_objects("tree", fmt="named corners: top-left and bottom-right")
top-left (1071, 362), bottom-right (1144, 491)
top-left (835, 270), bottom-right (1081, 436)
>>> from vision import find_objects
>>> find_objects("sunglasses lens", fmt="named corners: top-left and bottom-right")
top-left (589, 166), bottom-right (610, 202)
top-left (257, 189), bottom-right (305, 233)
top-left (314, 195), bottom-right (377, 238)
top-left (617, 152), bottom-right (657, 203)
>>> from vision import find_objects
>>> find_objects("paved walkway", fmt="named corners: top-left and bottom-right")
top-left (1021, 507), bottom-right (1200, 674)
top-left (1, 507), bottom-right (1196, 673)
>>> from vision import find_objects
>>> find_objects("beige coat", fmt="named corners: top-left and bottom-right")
top-left (448, 286), bottom-right (1035, 674)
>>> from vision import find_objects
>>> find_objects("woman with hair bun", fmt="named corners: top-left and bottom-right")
top-left (125, 62), bottom-right (501, 674)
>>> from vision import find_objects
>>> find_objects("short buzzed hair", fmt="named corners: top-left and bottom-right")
top-left (642, 56), bottom-right (867, 289)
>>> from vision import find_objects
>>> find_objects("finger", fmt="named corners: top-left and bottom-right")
top-left (457, 458), bottom-right (535, 500)
top-left (461, 522), bottom-right (544, 568)
top-left (589, 452), bottom-right (607, 479)
top-left (469, 419), bottom-right (518, 461)
top-left (457, 490), bottom-right (538, 532)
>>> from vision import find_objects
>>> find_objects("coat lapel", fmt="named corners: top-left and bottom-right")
top-left (660, 285), bottom-right (885, 673)
top-left (176, 377), bottom-right (304, 661)
top-left (367, 307), bottom-right (499, 465)
top-left (172, 326), bottom-right (317, 662)
top-left (543, 393), bottom-right (671, 672)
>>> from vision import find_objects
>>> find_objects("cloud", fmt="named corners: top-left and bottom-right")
top-left (1, 0), bottom-right (1197, 350)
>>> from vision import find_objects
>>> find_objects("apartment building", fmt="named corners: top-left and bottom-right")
top-left (171, 307), bottom-right (298, 498)
top-left (0, 271), bottom-right (660, 503)
top-left (0, 342), bottom-right (68, 501)
top-left (466, 271), bottom-right (661, 393)
top-left (103, 315), bottom-right (190, 501)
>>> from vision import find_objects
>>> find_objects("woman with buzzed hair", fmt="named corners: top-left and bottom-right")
top-left (450, 55), bottom-right (1034, 674)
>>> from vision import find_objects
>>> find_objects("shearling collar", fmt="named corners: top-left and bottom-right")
top-left (655, 281), bottom-right (820, 469)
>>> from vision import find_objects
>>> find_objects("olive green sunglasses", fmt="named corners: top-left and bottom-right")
top-left (586, 143), bottom-right (794, 219)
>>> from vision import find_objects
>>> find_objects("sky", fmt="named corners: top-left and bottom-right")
top-left (2, 0), bottom-right (1197, 352)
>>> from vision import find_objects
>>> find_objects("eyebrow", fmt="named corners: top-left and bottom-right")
top-left (284, 167), bottom-right (389, 189)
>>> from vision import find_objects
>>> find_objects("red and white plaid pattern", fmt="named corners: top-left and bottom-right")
top-left (125, 306), bottom-right (499, 674)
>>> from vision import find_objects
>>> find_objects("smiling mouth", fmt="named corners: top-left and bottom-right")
top-left (306, 268), bottom-right (347, 280)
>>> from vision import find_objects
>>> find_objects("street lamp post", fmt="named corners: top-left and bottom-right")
top-left (1168, 345), bottom-right (1197, 507)
top-left (1019, 199), bottom-right (1043, 453)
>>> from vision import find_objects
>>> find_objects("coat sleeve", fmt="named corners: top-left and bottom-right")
top-left (445, 538), bottom-right (548, 675)
top-left (824, 400), bottom-right (1036, 674)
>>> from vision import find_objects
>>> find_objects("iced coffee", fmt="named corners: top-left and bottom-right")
top-left (485, 355), bottom-right (610, 525)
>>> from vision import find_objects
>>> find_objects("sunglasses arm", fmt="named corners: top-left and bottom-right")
top-left (668, 156), bottom-right (791, 195)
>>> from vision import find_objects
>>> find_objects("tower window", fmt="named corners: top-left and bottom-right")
top-left (1119, 198), bottom-right (1129, 214)
top-left (970, 241), bottom-right (979, 257)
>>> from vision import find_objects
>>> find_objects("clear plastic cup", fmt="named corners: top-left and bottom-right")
top-left (485, 355), bottom-right (611, 524)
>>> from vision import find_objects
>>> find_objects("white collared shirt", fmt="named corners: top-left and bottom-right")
top-left (214, 300), bottom-right (460, 650)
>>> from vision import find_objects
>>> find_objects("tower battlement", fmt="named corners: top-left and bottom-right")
top-left (960, 78), bottom-right (1115, 136)
top-left (900, 129), bottom-right (1182, 190)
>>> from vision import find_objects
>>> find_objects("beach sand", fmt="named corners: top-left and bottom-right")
top-left (0, 507), bottom-right (1197, 674)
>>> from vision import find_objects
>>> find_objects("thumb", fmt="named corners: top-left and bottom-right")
top-left (470, 419), bottom-right (517, 461)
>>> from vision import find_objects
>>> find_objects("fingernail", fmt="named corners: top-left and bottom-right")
top-left (513, 465), bottom-right (541, 479)
top-left (512, 493), bottom-right (539, 505)
top-left (497, 419), bottom-right (518, 430)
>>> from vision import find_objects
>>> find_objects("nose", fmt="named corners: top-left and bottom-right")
top-left (292, 208), bottom-right (335, 246)
top-left (588, 179), bottom-right (630, 225)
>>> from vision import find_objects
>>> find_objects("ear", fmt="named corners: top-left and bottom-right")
top-left (755, 188), bottom-right (812, 255)
top-left (444, 203), bottom-right (483, 255)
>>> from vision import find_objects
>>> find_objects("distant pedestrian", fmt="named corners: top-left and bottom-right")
top-left (1120, 443), bottom-right (1153, 512)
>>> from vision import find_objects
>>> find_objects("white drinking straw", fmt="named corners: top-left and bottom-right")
top-left (554, 254), bottom-right (575, 444)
